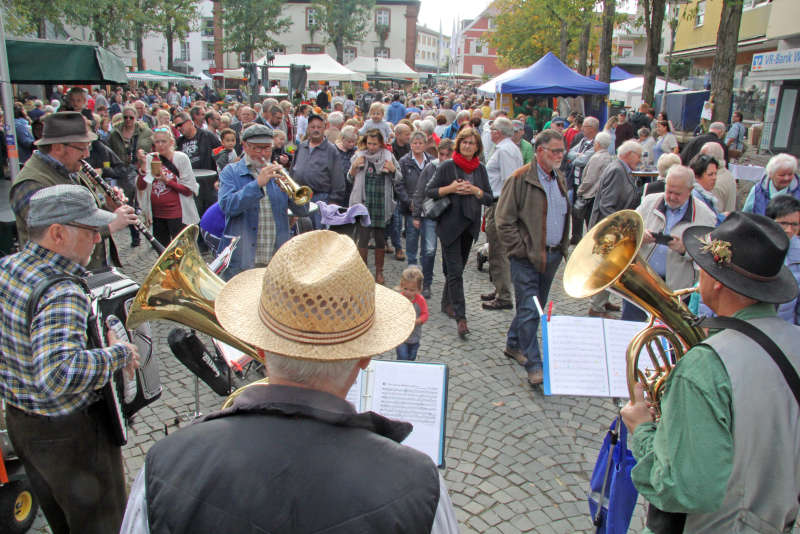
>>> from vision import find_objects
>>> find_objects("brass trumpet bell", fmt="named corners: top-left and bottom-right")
top-left (563, 211), bottom-right (705, 407)
top-left (277, 168), bottom-right (313, 206)
top-left (126, 225), bottom-right (260, 362)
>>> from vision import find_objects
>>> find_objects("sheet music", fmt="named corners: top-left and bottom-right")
top-left (603, 319), bottom-right (647, 398)
top-left (213, 340), bottom-right (253, 370)
top-left (545, 316), bottom-right (610, 397)
top-left (369, 361), bottom-right (447, 466)
top-left (345, 370), bottom-right (363, 410)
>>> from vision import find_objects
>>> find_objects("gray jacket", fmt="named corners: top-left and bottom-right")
top-left (589, 159), bottom-right (639, 228)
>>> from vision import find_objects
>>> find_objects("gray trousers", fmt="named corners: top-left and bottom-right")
top-left (485, 203), bottom-right (512, 302)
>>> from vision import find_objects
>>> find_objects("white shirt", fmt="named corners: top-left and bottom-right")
top-left (485, 137), bottom-right (523, 198)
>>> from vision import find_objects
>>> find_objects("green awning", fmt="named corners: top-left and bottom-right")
top-left (6, 38), bottom-right (128, 84)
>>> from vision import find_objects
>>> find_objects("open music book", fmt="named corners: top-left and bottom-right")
top-left (542, 316), bottom-right (645, 398)
top-left (346, 360), bottom-right (449, 468)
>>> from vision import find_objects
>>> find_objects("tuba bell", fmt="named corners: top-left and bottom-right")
top-left (276, 168), bottom-right (313, 206)
top-left (563, 211), bottom-right (705, 411)
top-left (126, 225), bottom-right (261, 362)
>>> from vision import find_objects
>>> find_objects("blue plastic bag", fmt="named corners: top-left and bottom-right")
top-left (588, 417), bottom-right (638, 534)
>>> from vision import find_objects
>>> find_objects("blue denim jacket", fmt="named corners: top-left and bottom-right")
top-left (217, 158), bottom-right (308, 278)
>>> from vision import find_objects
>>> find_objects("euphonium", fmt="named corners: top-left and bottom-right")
top-left (276, 167), bottom-right (313, 206)
top-left (125, 225), bottom-right (260, 362)
top-left (221, 378), bottom-right (269, 409)
top-left (563, 211), bottom-right (705, 411)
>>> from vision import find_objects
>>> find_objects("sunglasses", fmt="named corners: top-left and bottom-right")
top-left (123, 115), bottom-right (136, 120)
top-left (173, 121), bottom-right (185, 128)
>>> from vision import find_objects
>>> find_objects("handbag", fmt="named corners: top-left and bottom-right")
top-left (421, 195), bottom-right (451, 220)
top-left (588, 417), bottom-right (638, 534)
top-left (573, 196), bottom-right (591, 221)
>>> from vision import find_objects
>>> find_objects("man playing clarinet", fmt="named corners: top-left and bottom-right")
top-left (10, 111), bottom-right (139, 270)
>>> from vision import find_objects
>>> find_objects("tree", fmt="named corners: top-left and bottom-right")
top-left (598, 0), bottom-right (615, 83)
top-left (152, 0), bottom-right (200, 70)
top-left (3, 0), bottom-right (68, 38)
top-left (489, 0), bottom-right (598, 69)
top-left (62, 0), bottom-right (137, 49)
top-left (710, 0), bottom-right (744, 123)
top-left (221, 0), bottom-right (291, 63)
top-left (312, 0), bottom-right (376, 64)
top-left (639, 0), bottom-right (666, 107)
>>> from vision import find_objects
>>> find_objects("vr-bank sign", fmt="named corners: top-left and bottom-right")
top-left (751, 48), bottom-right (800, 72)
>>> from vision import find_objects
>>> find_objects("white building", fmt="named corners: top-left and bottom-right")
top-left (415, 25), bottom-right (450, 73)
top-left (140, 0), bottom-right (420, 77)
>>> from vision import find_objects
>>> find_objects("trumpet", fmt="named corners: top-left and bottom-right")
top-left (275, 167), bottom-right (313, 206)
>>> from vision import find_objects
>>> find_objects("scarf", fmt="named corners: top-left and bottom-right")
top-left (453, 152), bottom-right (480, 173)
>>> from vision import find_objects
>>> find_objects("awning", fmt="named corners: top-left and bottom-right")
top-left (252, 53), bottom-right (365, 82)
top-left (5, 38), bottom-right (128, 84)
top-left (346, 57), bottom-right (422, 80)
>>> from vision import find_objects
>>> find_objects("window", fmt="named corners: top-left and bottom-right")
top-left (743, 0), bottom-right (770, 8)
top-left (471, 40), bottom-right (484, 56)
top-left (302, 44), bottom-right (324, 54)
top-left (375, 8), bottom-right (390, 27)
top-left (472, 64), bottom-right (484, 75)
top-left (487, 18), bottom-right (496, 30)
top-left (202, 41), bottom-right (214, 61)
top-left (273, 45), bottom-right (286, 54)
top-left (695, 1), bottom-right (705, 26)
top-left (343, 46), bottom-right (357, 64)
top-left (374, 47), bottom-right (390, 59)
top-left (179, 41), bottom-right (190, 61)
top-left (202, 18), bottom-right (214, 37)
top-left (306, 7), bottom-right (317, 29)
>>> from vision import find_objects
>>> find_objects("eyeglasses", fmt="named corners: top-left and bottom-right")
top-left (542, 147), bottom-right (565, 155)
top-left (173, 121), bottom-right (185, 128)
top-left (246, 143), bottom-right (272, 152)
top-left (777, 221), bottom-right (800, 229)
top-left (64, 143), bottom-right (90, 152)
top-left (66, 222), bottom-right (100, 235)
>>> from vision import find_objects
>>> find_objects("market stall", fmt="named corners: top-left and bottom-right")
top-left (345, 57), bottom-right (422, 81)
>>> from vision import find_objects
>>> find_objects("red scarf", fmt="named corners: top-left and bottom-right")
top-left (453, 152), bottom-right (481, 173)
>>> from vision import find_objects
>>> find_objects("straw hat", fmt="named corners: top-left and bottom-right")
top-left (215, 230), bottom-right (415, 360)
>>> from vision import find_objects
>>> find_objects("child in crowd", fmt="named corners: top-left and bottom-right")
top-left (396, 266), bottom-right (428, 361)
top-left (359, 102), bottom-right (393, 144)
top-left (213, 128), bottom-right (238, 173)
top-left (766, 194), bottom-right (800, 325)
top-left (270, 129), bottom-right (292, 170)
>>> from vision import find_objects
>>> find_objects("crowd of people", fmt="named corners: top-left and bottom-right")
top-left (0, 80), bottom-right (799, 534)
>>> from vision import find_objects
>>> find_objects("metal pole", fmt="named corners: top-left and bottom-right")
top-left (0, 17), bottom-right (21, 179)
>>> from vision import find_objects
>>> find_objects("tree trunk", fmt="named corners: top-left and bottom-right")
top-left (598, 0), bottom-right (615, 83)
top-left (641, 0), bottom-right (666, 108)
top-left (136, 28), bottom-right (145, 70)
top-left (334, 35), bottom-right (343, 65)
top-left (711, 0), bottom-right (744, 123)
top-left (578, 21), bottom-right (591, 75)
top-left (37, 17), bottom-right (46, 39)
top-left (559, 18), bottom-right (569, 62)
top-left (166, 26), bottom-right (174, 71)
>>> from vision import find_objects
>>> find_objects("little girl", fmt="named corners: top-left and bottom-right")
top-left (359, 102), bottom-right (393, 144)
top-left (396, 266), bottom-right (428, 361)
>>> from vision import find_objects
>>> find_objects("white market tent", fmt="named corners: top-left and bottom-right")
top-left (477, 68), bottom-right (525, 96)
top-left (610, 77), bottom-right (688, 109)
top-left (222, 53), bottom-right (365, 82)
top-left (346, 57), bottom-right (423, 80)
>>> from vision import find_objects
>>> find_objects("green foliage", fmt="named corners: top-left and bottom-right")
top-left (312, 0), bottom-right (375, 63)
top-left (221, 0), bottom-right (292, 61)
top-left (668, 58), bottom-right (690, 81)
top-left (2, 0), bottom-right (69, 38)
top-left (489, 0), bottom-right (599, 69)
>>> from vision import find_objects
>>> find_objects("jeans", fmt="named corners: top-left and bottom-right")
top-left (388, 205), bottom-right (403, 250)
top-left (308, 192), bottom-right (330, 230)
top-left (404, 214), bottom-right (420, 265)
top-left (507, 252), bottom-right (562, 372)
top-left (396, 342), bottom-right (420, 361)
top-left (419, 219), bottom-right (437, 288)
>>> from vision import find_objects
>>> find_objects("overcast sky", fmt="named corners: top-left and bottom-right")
top-left (417, 0), bottom-right (491, 36)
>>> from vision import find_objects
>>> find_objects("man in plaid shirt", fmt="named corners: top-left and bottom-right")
top-left (0, 185), bottom-right (139, 534)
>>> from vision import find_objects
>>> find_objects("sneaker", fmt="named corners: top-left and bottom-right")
top-left (504, 347), bottom-right (527, 366)
top-left (480, 291), bottom-right (496, 302)
top-left (422, 286), bottom-right (432, 299)
top-left (482, 299), bottom-right (513, 310)
top-left (395, 249), bottom-right (406, 261)
top-left (527, 369), bottom-right (544, 386)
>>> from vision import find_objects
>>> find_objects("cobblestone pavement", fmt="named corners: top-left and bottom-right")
top-left (29, 230), bottom-right (649, 533)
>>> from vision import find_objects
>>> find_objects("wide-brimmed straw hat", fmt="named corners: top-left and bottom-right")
top-left (34, 111), bottom-right (97, 146)
top-left (215, 230), bottom-right (415, 360)
top-left (683, 211), bottom-right (798, 304)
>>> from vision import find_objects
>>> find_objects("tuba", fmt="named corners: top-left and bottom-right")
top-left (563, 211), bottom-right (705, 411)
top-left (125, 225), bottom-right (260, 362)
top-left (276, 168), bottom-right (313, 206)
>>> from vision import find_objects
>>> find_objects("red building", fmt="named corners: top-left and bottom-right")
top-left (456, 3), bottom-right (502, 77)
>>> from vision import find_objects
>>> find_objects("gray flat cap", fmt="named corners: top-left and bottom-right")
top-left (241, 124), bottom-right (274, 144)
top-left (27, 184), bottom-right (115, 229)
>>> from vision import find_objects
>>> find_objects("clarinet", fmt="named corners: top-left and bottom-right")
top-left (79, 160), bottom-right (166, 254)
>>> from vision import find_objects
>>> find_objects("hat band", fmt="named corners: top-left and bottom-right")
top-left (727, 262), bottom-right (778, 283)
top-left (258, 300), bottom-right (375, 345)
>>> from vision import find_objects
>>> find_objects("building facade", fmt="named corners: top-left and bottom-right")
top-left (453, 3), bottom-right (502, 78)
top-left (415, 25), bottom-right (450, 73)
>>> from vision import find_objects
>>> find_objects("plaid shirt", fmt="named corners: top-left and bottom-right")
top-left (0, 242), bottom-right (130, 416)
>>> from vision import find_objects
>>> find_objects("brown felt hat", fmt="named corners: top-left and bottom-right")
top-left (215, 230), bottom-right (415, 360)
top-left (35, 111), bottom-right (97, 146)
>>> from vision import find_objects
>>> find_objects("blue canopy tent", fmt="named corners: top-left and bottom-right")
top-left (611, 66), bottom-right (635, 82)
top-left (497, 52), bottom-right (610, 125)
